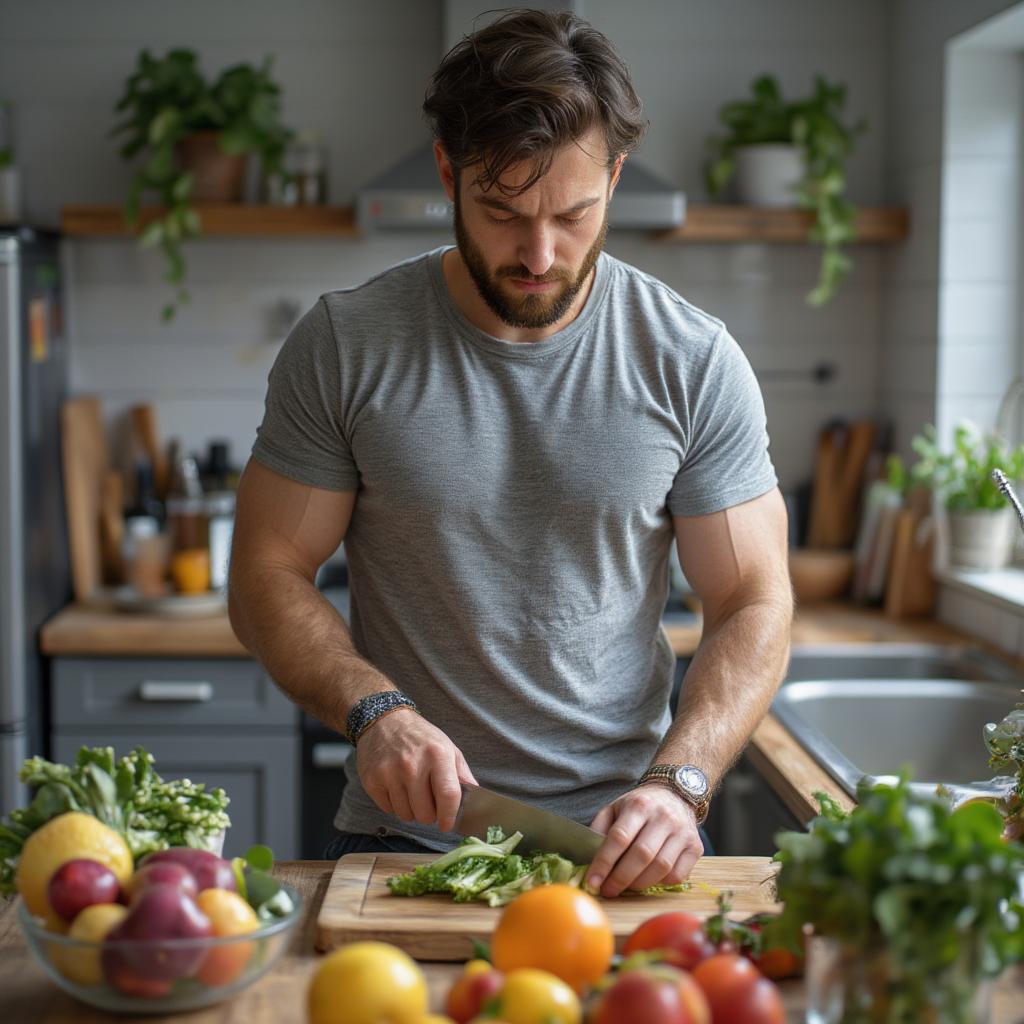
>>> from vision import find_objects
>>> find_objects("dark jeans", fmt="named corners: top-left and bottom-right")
top-left (324, 826), bottom-right (714, 859)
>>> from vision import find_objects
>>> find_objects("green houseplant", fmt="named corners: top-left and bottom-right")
top-left (704, 73), bottom-right (866, 307)
top-left (773, 776), bottom-right (1024, 1024)
top-left (905, 422), bottom-right (1024, 569)
top-left (111, 49), bottom-right (293, 321)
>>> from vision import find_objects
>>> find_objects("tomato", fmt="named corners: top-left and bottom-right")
top-left (622, 912), bottom-right (718, 971)
top-left (749, 944), bottom-right (803, 981)
top-left (495, 968), bottom-right (582, 1024)
top-left (491, 885), bottom-right (614, 994)
top-left (587, 965), bottom-right (710, 1024)
top-left (446, 960), bottom-right (504, 1022)
top-left (691, 954), bottom-right (785, 1024)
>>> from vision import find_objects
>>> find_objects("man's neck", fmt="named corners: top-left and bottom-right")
top-left (441, 249), bottom-right (596, 343)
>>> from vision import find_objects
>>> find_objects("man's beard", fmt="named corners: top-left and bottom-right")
top-left (453, 196), bottom-right (608, 330)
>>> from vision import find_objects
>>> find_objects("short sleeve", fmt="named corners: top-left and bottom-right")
top-left (250, 298), bottom-right (359, 491)
top-left (668, 326), bottom-right (777, 516)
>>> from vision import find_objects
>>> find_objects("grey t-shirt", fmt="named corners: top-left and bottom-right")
top-left (251, 246), bottom-right (777, 851)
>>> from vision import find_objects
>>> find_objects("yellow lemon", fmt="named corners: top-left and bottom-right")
top-left (54, 903), bottom-right (129, 987)
top-left (497, 968), bottom-right (582, 1024)
top-left (307, 941), bottom-right (428, 1024)
top-left (16, 812), bottom-right (133, 917)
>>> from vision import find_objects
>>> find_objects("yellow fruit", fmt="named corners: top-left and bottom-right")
top-left (307, 941), bottom-right (428, 1024)
top-left (195, 888), bottom-right (259, 986)
top-left (54, 903), bottom-right (129, 987)
top-left (171, 548), bottom-right (210, 594)
top-left (496, 968), bottom-right (581, 1024)
top-left (463, 959), bottom-right (493, 978)
top-left (16, 812), bottom-right (133, 917)
top-left (422, 1017), bottom-right (457, 1023)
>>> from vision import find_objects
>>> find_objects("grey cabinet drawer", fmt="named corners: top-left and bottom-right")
top-left (52, 732), bottom-right (300, 860)
top-left (52, 659), bottom-right (298, 728)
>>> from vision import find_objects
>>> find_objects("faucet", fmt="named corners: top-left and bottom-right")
top-left (991, 469), bottom-right (1024, 536)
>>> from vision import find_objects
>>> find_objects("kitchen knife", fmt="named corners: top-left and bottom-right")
top-left (455, 783), bottom-right (604, 865)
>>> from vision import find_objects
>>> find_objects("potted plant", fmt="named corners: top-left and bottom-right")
top-left (773, 775), bottom-right (1024, 1024)
top-left (704, 74), bottom-right (866, 307)
top-left (111, 49), bottom-right (293, 321)
top-left (907, 422), bottom-right (1024, 570)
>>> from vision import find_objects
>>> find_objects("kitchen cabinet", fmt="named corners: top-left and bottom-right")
top-left (50, 657), bottom-right (300, 858)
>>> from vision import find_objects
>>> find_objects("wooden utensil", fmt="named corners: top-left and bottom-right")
top-left (130, 404), bottom-right (169, 500)
top-left (808, 420), bottom-right (877, 549)
top-left (98, 469), bottom-right (124, 583)
top-left (61, 397), bottom-right (110, 602)
top-left (315, 853), bottom-right (780, 958)
top-left (885, 487), bottom-right (937, 619)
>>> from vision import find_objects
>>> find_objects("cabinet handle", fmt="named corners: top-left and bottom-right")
top-left (311, 742), bottom-right (350, 768)
top-left (138, 680), bottom-right (214, 703)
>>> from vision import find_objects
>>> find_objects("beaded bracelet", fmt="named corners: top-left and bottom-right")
top-left (345, 690), bottom-right (417, 745)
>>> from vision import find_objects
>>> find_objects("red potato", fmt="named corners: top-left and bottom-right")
top-left (622, 912), bottom-right (719, 971)
top-left (46, 859), bottom-right (120, 922)
top-left (102, 883), bottom-right (213, 991)
top-left (587, 965), bottom-right (711, 1024)
top-left (138, 847), bottom-right (235, 893)
top-left (127, 860), bottom-right (199, 902)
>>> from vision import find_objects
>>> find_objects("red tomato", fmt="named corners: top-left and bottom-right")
top-left (446, 962), bottom-right (505, 1023)
top-left (691, 954), bottom-right (785, 1024)
top-left (622, 912), bottom-right (718, 971)
top-left (587, 965), bottom-right (710, 1024)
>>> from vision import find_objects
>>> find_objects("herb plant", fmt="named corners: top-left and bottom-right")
top-left (909, 422), bottom-right (1024, 511)
top-left (984, 697), bottom-right (1024, 840)
top-left (0, 745), bottom-right (231, 893)
top-left (773, 775), bottom-right (1024, 1023)
top-left (705, 73), bottom-right (866, 307)
top-left (111, 48), bottom-right (293, 321)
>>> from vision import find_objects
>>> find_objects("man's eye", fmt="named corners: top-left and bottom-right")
top-left (489, 214), bottom-right (516, 224)
top-left (559, 215), bottom-right (586, 226)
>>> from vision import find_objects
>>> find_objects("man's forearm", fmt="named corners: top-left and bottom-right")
top-left (655, 590), bottom-right (792, 788)
top-left (228, 565), bottom-right (393, 735)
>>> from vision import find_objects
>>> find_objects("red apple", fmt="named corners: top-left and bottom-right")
top-left (622, 912), bottom-right (718, 971)
top-left (102, 883), bottom-right (213, 989)
top-left (128, 861), bottom-right (199, 902)
top-left (446, 966), bottom-right (504, 1022)
top-left (47, 859), bottom-right (120, 922)
top-left (138, 847), bottom-right (235, 893)
top-left (588, 966), bottom-right (711, 1024)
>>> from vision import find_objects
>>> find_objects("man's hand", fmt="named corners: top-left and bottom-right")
top-left (356, 709), bottom-right (478, 834)
top-left (587, 783), bottom-right (704, 897)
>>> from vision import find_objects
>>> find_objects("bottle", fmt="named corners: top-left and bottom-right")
top-left (122, 464), bottom-right (168, 597)
top-left (166, 451), bottom-right (208, 555)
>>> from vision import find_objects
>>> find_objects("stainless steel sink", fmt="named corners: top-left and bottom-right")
top-left (772, 644), bottom-right (1023, 800)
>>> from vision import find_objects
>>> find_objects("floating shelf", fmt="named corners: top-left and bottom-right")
top-left (661, 205), bottom-right (909, 243)
top-left (61, 203), bottom-right (360, 238)
top-left (62, 203), bottom-right (909, 243)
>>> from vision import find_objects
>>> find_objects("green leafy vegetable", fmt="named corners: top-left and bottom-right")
top-left (0, 745), bottom-right (230, 894)
top-left (386, 826), bottom-right (690, 907)
top-left (772, 773), bottom-right (1024, 1022)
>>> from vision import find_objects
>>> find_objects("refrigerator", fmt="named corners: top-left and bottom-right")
top-left (0, 226), bottom-right (70, 814)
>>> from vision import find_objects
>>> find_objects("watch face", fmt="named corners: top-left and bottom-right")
top-left (676, 765), bottom-right (709, 798)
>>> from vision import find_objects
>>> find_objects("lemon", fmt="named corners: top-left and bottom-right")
top-left (54, 903), bottom-right (128, 987)
top-left (16, 812), bottom-right (133, 917)
top-left (307, 941), bottom-right (428, 1024)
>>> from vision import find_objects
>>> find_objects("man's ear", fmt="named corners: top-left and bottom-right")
top-left (609, 153), bottom-right (626, 196)
top-left (433, 141), bottom-right (457, 201)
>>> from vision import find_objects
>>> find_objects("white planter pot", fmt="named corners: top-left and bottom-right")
top-left (733, 143), bottom-right (803, 207)
top-left (948, 507), bottom-right (1014, 570)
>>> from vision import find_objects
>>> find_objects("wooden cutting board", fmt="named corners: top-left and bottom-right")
top-left (316, 853), bottom-right (781, 959)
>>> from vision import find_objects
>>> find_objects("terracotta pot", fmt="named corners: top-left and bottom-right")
top-left (175, 130), bottom-right (246, 202)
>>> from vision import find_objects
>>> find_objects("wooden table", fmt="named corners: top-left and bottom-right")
top-left (3, 862), bottom-right (1023, 1023)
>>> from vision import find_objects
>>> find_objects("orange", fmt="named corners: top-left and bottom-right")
top-left (170, 548), bottom-right (210, 594)
top-left (194, 888), bottom-right (259, 986)
top-left (491, 884), bottom-right (613, 995)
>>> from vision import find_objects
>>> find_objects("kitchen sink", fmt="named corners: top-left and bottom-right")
top-left (772, 644), bottom-right (1023, 800)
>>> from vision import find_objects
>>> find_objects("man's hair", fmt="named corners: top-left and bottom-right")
top-left (423, 8), bottom-right (647, 195)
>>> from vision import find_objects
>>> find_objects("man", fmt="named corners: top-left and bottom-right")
top-left (229, 8), bottom-right (792, 898)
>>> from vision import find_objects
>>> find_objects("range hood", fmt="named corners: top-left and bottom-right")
top-left (356, 2), bottom-right (686, 231)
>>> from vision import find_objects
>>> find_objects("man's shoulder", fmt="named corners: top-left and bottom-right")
top-left (601, 253), bottom-right (725, 346)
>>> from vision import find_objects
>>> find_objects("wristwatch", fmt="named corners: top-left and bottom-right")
top-left (638, 763), bottom-right (711, 824)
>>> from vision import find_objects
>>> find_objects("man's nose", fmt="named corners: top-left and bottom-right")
top-left (517, 224), bottom-right (555, 277)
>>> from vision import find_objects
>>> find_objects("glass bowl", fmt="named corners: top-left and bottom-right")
top-left (19, 883), bottom-right (302, 1014)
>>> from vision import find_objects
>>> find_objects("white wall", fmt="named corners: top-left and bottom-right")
top-left (1, 0), bottom-right (903, 492)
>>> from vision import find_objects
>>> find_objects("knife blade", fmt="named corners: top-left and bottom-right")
top-left (455, 783), bottom-right (604, 865)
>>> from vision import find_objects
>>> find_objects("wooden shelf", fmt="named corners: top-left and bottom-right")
top-left (61, 203), bottom-right (360, 238)
top-left (61, 203), bottom-right (909, 243)
top-left (662, 205), bottom-right (909, 243)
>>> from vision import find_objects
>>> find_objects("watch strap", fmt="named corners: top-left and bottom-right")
top-left (345, 690), bottom-right (417, 745)
top-left (639, 763), bottom-right (711, 824)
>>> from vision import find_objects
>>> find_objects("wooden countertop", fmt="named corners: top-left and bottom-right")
top-left (38, 600), bottom-right (985, 822)
top-left (3, 861), bottom-right (1021, 1022)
